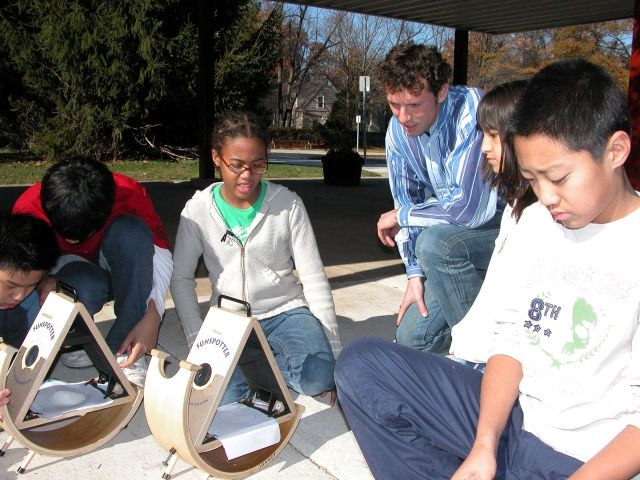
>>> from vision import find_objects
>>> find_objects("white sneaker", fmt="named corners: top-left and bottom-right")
top-left (61, 350), bottom-right (93, 368)
top-left (117, 354), bottom-right (148, 388)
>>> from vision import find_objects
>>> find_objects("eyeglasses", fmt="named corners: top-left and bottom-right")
top-left (218, 154), bottom-right (269, 175)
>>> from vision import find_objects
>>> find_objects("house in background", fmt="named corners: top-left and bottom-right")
top-left (292, 78), bottom-right (386, 134)
top-left (292, 77), bottom-right (336, 128)
top-left (265, 71), bottom-right (387, 148)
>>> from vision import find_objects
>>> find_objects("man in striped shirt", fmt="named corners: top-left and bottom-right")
top-left (376, 42), bottom-right (502, 352)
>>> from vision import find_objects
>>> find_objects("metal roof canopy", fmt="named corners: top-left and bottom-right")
top-left (197, 0), bottom-right (638, 178)
top-left (285, 0), bottom-right (634, 34)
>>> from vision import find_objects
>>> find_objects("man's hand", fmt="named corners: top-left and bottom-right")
top-left (397, 276), bottom-right (428, 325)
top-left (450, 441), bottom-right (497, 480)
top-left (117, 300), bottom-right (161, 367)
top-left (377, 209), bottom-right (401, 247)
top-left (37, 275), bottom-right (57, 306)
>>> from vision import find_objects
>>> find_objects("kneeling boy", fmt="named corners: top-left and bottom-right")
top-left (13, 157), bottom-right (173, 387)
top-left (0, 213), bottom-right (59, 418)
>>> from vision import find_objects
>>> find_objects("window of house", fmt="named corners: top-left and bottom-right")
top-left (316, 95), bottom-right (325, 109)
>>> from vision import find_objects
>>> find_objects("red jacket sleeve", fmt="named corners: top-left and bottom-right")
top-left (111, 174), bottom-right (170, 249)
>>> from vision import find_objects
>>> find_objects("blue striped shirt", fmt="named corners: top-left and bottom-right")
top-left (386, 85), bottom-right (499, 277)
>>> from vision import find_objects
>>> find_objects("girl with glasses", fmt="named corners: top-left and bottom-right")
top-left (171, 111), bottom-right (340, 405)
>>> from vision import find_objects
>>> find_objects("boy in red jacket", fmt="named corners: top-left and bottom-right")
top-left (13, 157), bottom-right (173, 386)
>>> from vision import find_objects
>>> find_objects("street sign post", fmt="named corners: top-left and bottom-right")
top-left (359, 76), bottom-right (370, 162)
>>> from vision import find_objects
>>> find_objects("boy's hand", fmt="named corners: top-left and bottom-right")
top-left (37, 275), bottom-right (57, 306)
top-left (450, 442), bottom-right (497, 480)
top-left (0, 388), bottom-right (10, 420)
top-left (320, 389), bottom-right (337, 406)
top-left (397, 276), bottom-right (428, 325)
top-left (116, 301), bottom-right (161, 367)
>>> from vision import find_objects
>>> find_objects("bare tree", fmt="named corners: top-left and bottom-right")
top-left (320, 11), bottom-right (402, 128)
top-left (318, 11), bottom-right (454, 130)
top-left (267, 2), bottom-right (344, 127)
top-left (392, 19), bottom-right (451, 50)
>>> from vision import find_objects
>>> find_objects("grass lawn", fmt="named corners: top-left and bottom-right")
top-left (0, 155), bottom-right (379, 185)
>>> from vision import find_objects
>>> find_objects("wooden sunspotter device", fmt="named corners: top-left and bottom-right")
top-left (0, 284), bottom-right (143, 472)
top-left (144, 295), bottom-right (303, 479)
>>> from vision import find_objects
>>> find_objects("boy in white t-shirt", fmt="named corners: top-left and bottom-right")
top-left (335, 59), bottom-right (640, 479)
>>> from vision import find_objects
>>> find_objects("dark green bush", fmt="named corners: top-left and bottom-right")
top-left (269, 127), bottom-right (323, 143)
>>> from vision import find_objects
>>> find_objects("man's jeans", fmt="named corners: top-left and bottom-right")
top-left (396, 215), bottom-right (500, 352)
top-left (53, 215), bottom-right (154, 352)
top-left (221, 306), bottom-right (336, 405)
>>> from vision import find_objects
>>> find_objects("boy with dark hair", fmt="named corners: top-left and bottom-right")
top-left (336, 59), bottom-right (640, 479)
top-left (0, 213), bottom-right (59, 347)
top-left (376, 42), bottom-right (501, 352)
top-left (40, 156), bottom-right (116, 242)
top-left (0, 213), bottom-right (59, 418)
top-left (13, 157), bottom-right (173, 387)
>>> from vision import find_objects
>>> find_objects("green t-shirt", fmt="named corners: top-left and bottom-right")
top-left (213, 181), bottom-right (266, 244)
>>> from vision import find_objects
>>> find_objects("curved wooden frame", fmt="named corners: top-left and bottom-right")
top-left (144, 304), bottom-right (303, 479)
top-left (0, 292), bottom-right (143, 459)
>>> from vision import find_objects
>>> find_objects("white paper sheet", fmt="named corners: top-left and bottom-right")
top-left (31, 379), bottom-right (113, 419)
top-left (208, 402), bottom-right (281, 460)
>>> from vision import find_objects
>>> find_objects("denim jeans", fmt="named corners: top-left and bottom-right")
top-left (221, 306), bottom-right (336, 405)
top-left (335, 338), bottom-right (583, 480)
top-left (448, 355), bottom-right (486, 372)
top-left (396, 215), bottom-right (500, 353)
top-left (53, 215), bottom-right (154, 352)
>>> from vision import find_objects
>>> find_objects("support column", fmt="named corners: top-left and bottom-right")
top-left (627, 0), bottom-right (640, 189)
top-left (453, 29), bottom-right (469, 86)
top-left (197, 0), bottom-right (215, 180)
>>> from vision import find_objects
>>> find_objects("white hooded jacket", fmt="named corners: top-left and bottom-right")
top-left (171, 181), bottom-right (341, 357)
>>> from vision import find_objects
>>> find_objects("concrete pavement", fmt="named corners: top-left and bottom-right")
top-left (0, 172), bottom-right (408, 479)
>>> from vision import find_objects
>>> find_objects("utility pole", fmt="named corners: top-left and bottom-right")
top-left (197, 0), bottom-right (215, 180)
top-left (359, 75), bottom-right (370, 163)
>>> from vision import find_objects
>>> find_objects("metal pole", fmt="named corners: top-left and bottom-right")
top-left (362, 89), bottom-right (367, 162)
top-left (197, 0), bottom-right (215, 180)
top-left (359, 75), bottom-right (370, 163)
top-left (626, 0), bottom-right (640, 189)
top-left (453, 29), bottom-right (469, 86)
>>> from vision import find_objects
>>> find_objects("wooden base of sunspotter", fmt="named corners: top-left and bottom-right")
top-left (145, 296), bottom-right (303, 479)
top-left (0, 288), bottom-right (143, 471)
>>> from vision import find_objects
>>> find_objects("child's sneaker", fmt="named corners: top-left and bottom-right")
top-left (61, 350), bottom-right (93, 368)
top-left (117, 354), bottom-right (148, 388)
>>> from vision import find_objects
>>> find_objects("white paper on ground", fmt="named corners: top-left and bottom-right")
top-left (208, 402), bottom-right (281, 460)
top-left (31, 379), bottom-right (113, 419)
